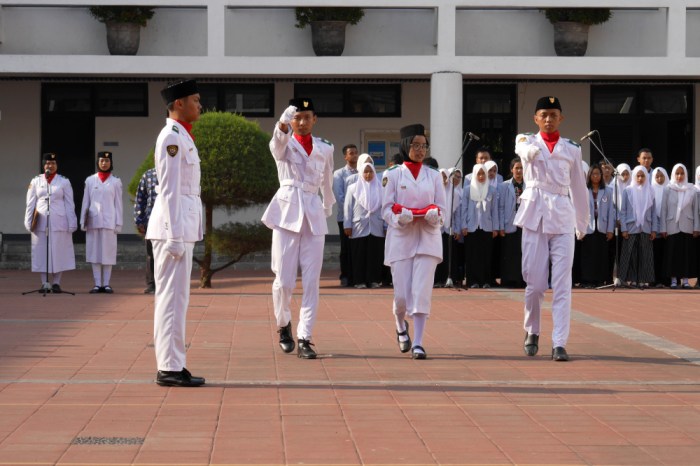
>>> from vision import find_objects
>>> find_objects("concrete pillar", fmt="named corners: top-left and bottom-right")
top-left (207, 0), bottom-right (225, 57)
top-left (430, 71), bottom-right (463, 168)
top-left (666, 4), bottom-right (686, 59)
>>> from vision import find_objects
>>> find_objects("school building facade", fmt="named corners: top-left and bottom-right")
top-left (1, 0), bottom-right (699, 238)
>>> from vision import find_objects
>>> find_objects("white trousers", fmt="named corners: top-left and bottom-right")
top-left (521, 225), bottom-right (574, 348)
top-left (271, 220), bottom-right (325, 340)
top-left (152, 240), bottom-right (194, 372)
top-left (391, 255), bottom-right (440, 318)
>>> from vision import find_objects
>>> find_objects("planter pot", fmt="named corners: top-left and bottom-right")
top-left (105, 22), bottom-right (141, 55)
top-left (310, 20), bottom-right (348, 56)
top-left (553, 21), bottom-right (590, 56)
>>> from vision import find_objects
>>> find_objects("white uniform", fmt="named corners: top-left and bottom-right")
top-left (24, 174), bottom-right (77, 273)
top-left (261, 125), bottom-right (335, 340)
top-left (514, 132), bottom-right (589, 348)
top-left (146, 118), bottom-right (203, 372)
top-left (382, 164), bottom-right (446, 317)
top-left (80, 174), bottom-right (123, 265)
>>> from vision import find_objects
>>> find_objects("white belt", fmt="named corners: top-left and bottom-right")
top-left (281, 179), bottom-right (319, 193)
top-left (154, 185), bottom-right (200, 196)
top-left (529, 180), bottom-right (569, 196)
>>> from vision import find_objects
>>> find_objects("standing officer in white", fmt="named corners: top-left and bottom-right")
top-left (146, 79), bottom-right (204, 387)
top-left (515, 97), bottom-right (589, 361)
top-left (262, 98), bottom-right (335, 359)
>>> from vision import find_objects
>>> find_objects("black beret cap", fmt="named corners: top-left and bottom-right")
top-left (43, 152), bottom-right (57, 162)
top-left (160, 79), bottom-right (198, 105)
top-left (535, 96), bottom-right (562, 112)
top-left (400, 124), bottom-right (425, 140)
top-left (289, 98), bottom-right (315, 112)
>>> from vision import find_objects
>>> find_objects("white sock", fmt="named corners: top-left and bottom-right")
top-left (92, 264), bottom-right (102, 287)
top-left (682, 278), bottom-right (689, 286)
top-left (102, 265), bottom-right (112, 287)
top-left (671, 277), bottom-right (678, 286)
top-left (52, 272), bottom-right (62, 285)
top-left (412, 313), bottom-right (427, 348)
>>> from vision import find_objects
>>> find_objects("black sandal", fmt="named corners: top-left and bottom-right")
top-left (396, 320), bottom-right (411, 353)
top-left (411, 345), bottom-right (427, 360)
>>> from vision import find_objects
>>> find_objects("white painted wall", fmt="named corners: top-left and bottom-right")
top-left (0, 7), bottom-right (206, 56)
top-left (0, 82), bottom-right (41, 234)
top-left (457, 9), bottom-right (666, 57)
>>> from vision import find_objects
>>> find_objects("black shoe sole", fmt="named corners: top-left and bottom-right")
top-left (297, 353), bottom-right (317, 359)
top-left (155, 380), bottom-right (205, 387)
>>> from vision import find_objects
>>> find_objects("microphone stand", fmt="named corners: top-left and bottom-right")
top-left (584, 133), bottom-right (621, 291)
top-left (444, 132), bottom-right (477, 289)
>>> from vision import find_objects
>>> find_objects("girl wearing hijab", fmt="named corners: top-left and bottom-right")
top-left (651, 167), bottom-right (670, 287)
top-left (579, 164), bottom-right (615, 288)
top-left (484, 160), bottom-right (501, 286)
top-left (435, 168), bottom-right (463, 287)
top-left (344, 160), bottom-right (385, 289)
top-left (382, 124), bottom-right (446, 360)
top-left (80, 151), bottom-right (123, 293)
top-left (660, 163), bottom-right (699, 289)
top-left (498, 157), bottom-right (526, 288)
top-left (619, 166), bottom-right (657, 288)
top-left (461, 163), bottom-right (499, 288)
top-left (614, 163), bottom-right (632, 212)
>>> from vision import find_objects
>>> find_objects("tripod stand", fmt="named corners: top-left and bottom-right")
top-left (444, 132), bottom-right (478, 289)
top-left (582, 131), bottom-right (621, 291)
top-left (23, 171), bottom-right (75, 296)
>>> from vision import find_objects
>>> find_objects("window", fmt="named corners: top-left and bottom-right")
top-left (197, 84), bottom-right (274, 117)
top-left (592, 89), bottom-right (636, 114)
top-left (45, 86), bottom-right (92, 113)
top-left (294, 84), bottom-right (401, 117)
top-left (95, 84), bottom-right (148, 116)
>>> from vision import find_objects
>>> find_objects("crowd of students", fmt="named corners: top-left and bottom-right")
top-left (334, 146), bottom-right (700, 290)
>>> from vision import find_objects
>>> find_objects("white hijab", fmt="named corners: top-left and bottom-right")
top-left (627, 165), bottom-right (653, 228)
top-left (357, 153), bottom-right (373, 167)
top-left (353, 161), bottom-right (381, 214)
top-left (444, 168), bottom-right (462, 229)
top-left (668, 163), bottom-right (693, 222)
top-left (651, 167), bottom-right (668, 212)
top-left (469, 164), bottom-right (489, 211)
top-left (614, 163), bottom-right (632, 207)
top-left (484, 160), bottom-right (499, 189)
top-left (695, 166), bottom-right (700, 192)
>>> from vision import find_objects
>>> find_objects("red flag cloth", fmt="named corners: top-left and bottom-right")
top-left (391, 203), bottom-right (440, 216)
top-left (97, 172), bottom-right (111, 183)
top-left (539, 130), bottom-right (560, 153)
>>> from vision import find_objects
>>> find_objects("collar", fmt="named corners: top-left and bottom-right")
top-left (175, 119), bottom-right (195, 141)
top-left (540, 131), bottom-right (560, 152)
top-left (404, 160), bottom-right (422, 180)
top-left (45, 173), bottom-right (56, 184)
top-left (293, 133), bottom-right (313, 156)
top-left (346, 164), bottom-right (358, 174)
top-left (97, 172), bottom-right (111, 183)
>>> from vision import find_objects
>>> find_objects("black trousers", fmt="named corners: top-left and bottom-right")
top-left (145, 238), bottom-right (155, 288)
top-left (465, 229), bottom-right (493, 286)
top-left (435, 232), bottom-right (464, 285)
top-left (338, 222), bottom-right (353, 284)
top-left (350, 234), bottom-right (384, 286)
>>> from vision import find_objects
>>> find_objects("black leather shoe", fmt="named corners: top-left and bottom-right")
top-left (51, 284), bottom-right (62, 294)
top-left (156, 368), bottom-right (205, 387)
top-left (297, 339), bottom-right (317, 359)
top-left (144, 285), bottom-right (155, 294)
top-left (411, 345), bottom-right (427, 360)
top-left (396, 320), bottom-right (411, 353)
top-left (103, 286), bottom-right (114, 294)
top-left (524, 332), bottom-right (539, 357)
top-left (551, 346), bottom-right (569, 361)
top-left (89, 286), bottom-right (101, 294)
top-left (278, 322), bottom-right (295, 353)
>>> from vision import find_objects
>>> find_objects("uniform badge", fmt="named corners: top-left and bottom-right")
top-left (400, 185), bottom-right (407, 190)
top-left (518, 136), bottom-right (527, 143)
top-left (167, 145), bottom-right (179, 157)
top-left (172, 125), bottom-right (179, 133)
top-left (303, 100), bottom-right (309, 108)
top-left (382, 177), bottom-right (388, 187)
top-left (549, 97), bottom-right (556, 104)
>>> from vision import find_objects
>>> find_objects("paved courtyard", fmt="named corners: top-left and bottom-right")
top-left (1, 268), bottom-right (699, 465)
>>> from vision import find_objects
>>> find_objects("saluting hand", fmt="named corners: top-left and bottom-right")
top-left (279, 105), bottom-right (297, 125)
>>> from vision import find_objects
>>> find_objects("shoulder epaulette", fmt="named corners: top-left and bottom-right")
top-left (524, 132), bottom-right (534, 135)
top-left (172, 125), bottom-right (179, 134)
top-left (387, 165), bottom-right (399, 171)
top-left (426, 165), bottom-right (439, 171)
top-left (317, 137), bottom-right (332, 146)
top-left (566, 138), bottom-right (580, 148)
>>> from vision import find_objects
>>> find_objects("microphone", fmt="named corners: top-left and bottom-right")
top-left (467, 132), bottom-right (481, 141)
top-left (44, 169), bottom-right (51, 177)
top-left (580, 130), bottom-right (596, 142)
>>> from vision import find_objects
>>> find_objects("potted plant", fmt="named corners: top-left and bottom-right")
top-left (89, 6), bottom-right (155, 55)
top-left (295, 7), bottom-right (364, 56)
top-left (541, 8), bottom-right (612, 56)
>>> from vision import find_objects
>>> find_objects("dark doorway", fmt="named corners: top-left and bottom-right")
top-left (462, 85), bottom-right (517, 178)
top-left (590, 85), bottom-right (693, 170)
top-left (41, 84), bottom-right (96, 243)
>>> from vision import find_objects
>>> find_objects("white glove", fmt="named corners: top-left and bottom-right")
top-left (424, 208), bottom-right (440, 226)
top-left (575, 230), bottom-right (586, 241)
top-left (279, 105), bottom-right (297, 125)
top-left (527, 145), bottom-right (541, 159)
top-left (397, 208), bottom-right (413, 226)
top-left (166, 239), bottom-right (185, 259)
top-left (324, 207), bottom-right (332, 218)
top-left (80, 224), bottom-right (86, 232)
top-left (115, 225), bottom-right (122, 234)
